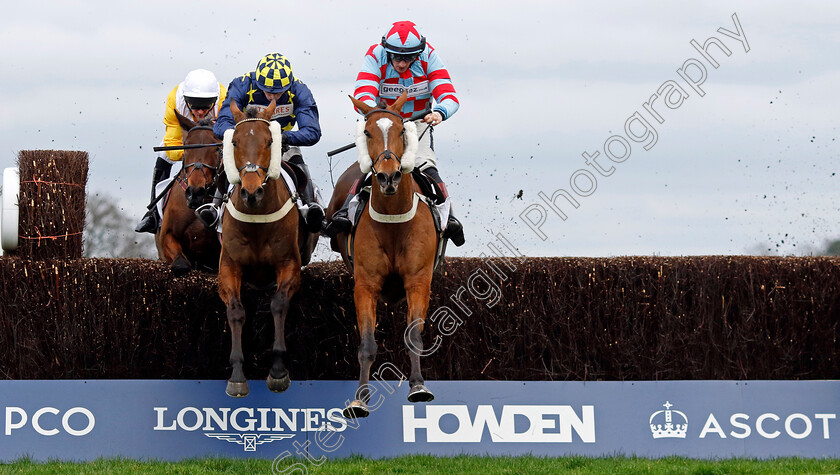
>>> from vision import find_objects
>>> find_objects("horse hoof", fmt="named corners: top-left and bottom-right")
top-left (407, 384), bottom-right (434, 403)
top-left (171, 258), bottom-right (191, 277)
top-left (266, 373), bottom-right (291, 393)
top-left (342, 400), bottom-right (370, 419)
top-left (226, 380), bottom-right (249, 398)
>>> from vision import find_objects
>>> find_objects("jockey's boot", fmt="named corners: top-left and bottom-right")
top-left (423, 166), bottom-right (466, 247)
top-left (196, 202), bottom-right (219, 228)
top-left (323, 194), bottom-right (354, 238)
top-left (135, 157), bottom-right (172, 233)
top-left (443, 209), bottom-right (465, 247)
top-left (195, 168), bottom-right (228, 229)
top-left (288, 155), bottom-right (325, 233)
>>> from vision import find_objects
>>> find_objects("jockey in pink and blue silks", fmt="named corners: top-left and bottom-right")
top-left (326, 21), bottom-right (464, 246)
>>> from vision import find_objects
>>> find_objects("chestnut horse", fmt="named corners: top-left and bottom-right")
top-left (326, 92), bottom-right (438, 418)
top-left (155, 112), bottom-right (221, 275)
top-left (218, 100), bottom-right (318, 397)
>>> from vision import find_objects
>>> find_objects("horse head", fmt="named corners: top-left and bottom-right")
top-left (223, 100), bottom-right (283, 209)
top-left (174, 110), bottom-right (219, 209)
top-left (350, 92), bottom-right (418, 196)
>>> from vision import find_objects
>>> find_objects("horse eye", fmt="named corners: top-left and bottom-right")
top-left (267, 139), bottom-right (273, 148)
top-left (231, 140), bottom-right (237, 148)
top-left (364, 129), bottom-right (371, 138)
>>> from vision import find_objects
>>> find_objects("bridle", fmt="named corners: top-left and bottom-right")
top-left (364, 108), bottom-right (407, 174)
top-left (233, 117), bottom-right (274, 187)
top-left (180, 125), bottom-right (220, 192)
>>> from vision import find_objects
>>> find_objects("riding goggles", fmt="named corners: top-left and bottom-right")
top-left (185, 96), bottom-right (217, 111)
top-left (390, 53), bottom-right (419, 64)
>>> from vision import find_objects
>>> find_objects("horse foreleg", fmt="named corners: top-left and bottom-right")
top-left (218, 251), bottom-right (248, 397)
top-left (266, 262), bottom-right (300, 393)
top-left (160, 230), bottom-right (191, 276)
top-left (343, 283), bottom-right (380, 419)
top-left (405, 277), bottom-right (434, 403)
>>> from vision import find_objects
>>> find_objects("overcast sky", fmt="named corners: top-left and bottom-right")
top-left (1, 1), bottom-right (838, 258)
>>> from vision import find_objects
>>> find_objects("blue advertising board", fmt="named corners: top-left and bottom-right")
top-left (0, 379), bottom-right (838, 461)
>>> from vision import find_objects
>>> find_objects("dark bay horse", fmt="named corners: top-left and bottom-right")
top-left (326, 92), bottom-right (438, 418)
top-left (218, 100), bottom-right (318, 397)
top-left (155, 112), bottom-right (221, 275)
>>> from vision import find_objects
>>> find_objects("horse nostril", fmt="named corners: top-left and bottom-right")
top-left (376, 172), bottom-right (388, 186)
top-left (392, 171), bottom-right (402, 183)
top-left (254, 187), bottom-right (264, 201)
top-left (194, 187), bottom-right (205, 199)
top-left (240, 188), bottom-right (249, 202)
top-left (185, 189), bottom-right (193, 201)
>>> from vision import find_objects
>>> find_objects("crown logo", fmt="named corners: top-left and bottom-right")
top-left (649, 401), bottom-right (688, 439)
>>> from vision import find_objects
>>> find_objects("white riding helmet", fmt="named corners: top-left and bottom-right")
top-left (183, 69), bottom-right (219, 98)
top-left (182, 69), bottom-right (220, 110)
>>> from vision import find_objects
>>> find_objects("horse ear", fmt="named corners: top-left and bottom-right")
top-left (260, 99), bottom-right (277, 120)
top-left (174, 109), bottom-right (195, 130)
top-left (349, 95), bottom-right (374, 116)
top-left (390, 91), bottom-right (409, 113)
top-left (230, 100), bottom-right (246, 123)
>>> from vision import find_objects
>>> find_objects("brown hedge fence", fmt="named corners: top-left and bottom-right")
top-left (0, 256), bottom-right (837, 381)
top-left (16, 150), bottom-right (88, 259)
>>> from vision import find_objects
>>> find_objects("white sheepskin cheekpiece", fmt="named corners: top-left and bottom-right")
top-left (356, 120), bottom-right (371, 173)
top-left (222, 129), bottom-right (239, 184)
top-left (356, 118), bottom-right (419, 173)
top-left (401, 120), bottom-right (419, 173)
top-left (222, 120), bottom-right (283, 184)
top-left (267, 121), bottom-right (283, 180)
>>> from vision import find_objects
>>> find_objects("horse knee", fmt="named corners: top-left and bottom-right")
top-left (358, 335), bottom-right (377, 363)
top-left (227, 302), bottom-right (246, 325)
top-left (270, 292), bottom-right (290, 315)
top-left (171, 256), bottom-right (191, 277)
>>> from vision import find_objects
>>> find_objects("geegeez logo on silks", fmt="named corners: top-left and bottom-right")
top-left (3, 407), bottom-right (95, 436)
top-left (379, 81), bottom-right (430, 99)
top-left (153, 406), bottom-right (347, 452)
top-left (403, 405), bottom-right (595, 443)
top-left (649, 401), bottom-right (839, 441)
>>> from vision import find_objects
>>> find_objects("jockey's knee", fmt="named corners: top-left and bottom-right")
top-left (423, 166), bottom-right (442, 184)
top-left (283, 146), bottom-right (304, 165)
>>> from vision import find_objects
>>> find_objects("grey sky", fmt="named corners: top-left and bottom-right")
top-left (1, 1), bottom-right (837, 258)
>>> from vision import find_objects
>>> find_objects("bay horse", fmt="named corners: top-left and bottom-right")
top-left (218, 99), bottom-right (318, 397)
top-left (326, 92), bottom-right (438, 418)
top-left (155, 112), bottom-right (221, 276)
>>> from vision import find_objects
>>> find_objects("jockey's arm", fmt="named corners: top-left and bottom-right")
top-left (283, 82), bottom-right (321, 147)
top-left (213, 79), bottom-right (241, 139)
top-left (426, 48), bottom-right (459, 121)
top-left (162, 86), bottom-right (185, 162)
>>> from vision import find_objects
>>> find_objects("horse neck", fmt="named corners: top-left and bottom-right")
top-left (370, 170), bottom-right (416, 215)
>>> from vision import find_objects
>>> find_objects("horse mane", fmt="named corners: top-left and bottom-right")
top-left (196, 117), bottom-right (214, 127)
top-left (244, 105), bottom-right (261, 118)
